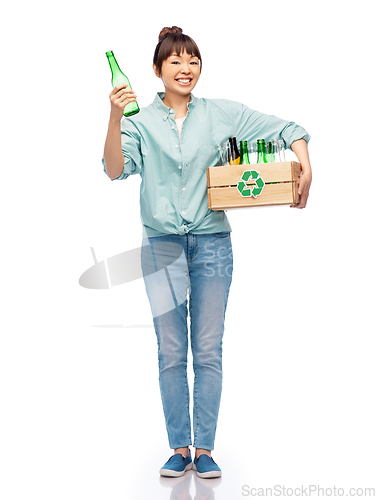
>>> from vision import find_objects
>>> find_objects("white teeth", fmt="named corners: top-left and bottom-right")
top-left (177, 79), bottom-right (191, 83)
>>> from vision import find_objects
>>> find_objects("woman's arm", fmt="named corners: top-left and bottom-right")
top-left (290, 138), bottom-right (312, 209)
top-left (103, 83), bottom-right (138, 180)
top-left (231, 102), bottom-right (311, 208)
top-left (103, 118), bottom-right (125, 179)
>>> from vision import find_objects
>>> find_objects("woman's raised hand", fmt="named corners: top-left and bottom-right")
top-left (109, 83), bottom-right (137, 122)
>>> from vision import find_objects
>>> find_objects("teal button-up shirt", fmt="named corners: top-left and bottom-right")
top-left (103, 92), bottom-right (310, 238)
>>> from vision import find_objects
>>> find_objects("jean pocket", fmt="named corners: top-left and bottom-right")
top-left (212, 231), bottom-right (231, 238)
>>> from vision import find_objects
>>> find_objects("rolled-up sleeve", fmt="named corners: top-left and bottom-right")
top-left (231, 101), bottom-right (311, 150)
top-left (102, 118), bottom-right (143, 181)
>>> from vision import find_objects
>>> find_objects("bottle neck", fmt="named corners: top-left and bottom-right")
top-left (257, 141), bottom-right (266, 163)
top-left (229, 138), bottom-right (239, 157)
top-left (240, 142), bottom-right (250, 164)
top-left (106, 52), bottom-right (121, 76)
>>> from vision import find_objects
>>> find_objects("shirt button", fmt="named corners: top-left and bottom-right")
top-left (171, 126), bottom-right (175, 130)
top-left (178, 165), bottom-right (182, 169)
top-left (163, 115), bottom-right (167, 120)
top-left (182, 211), bottom-right (185, 215)
top-left (175, 145), bottom-right (179, 148)
top-left (182, 187), bottom-right (186, 191)
top-left (169, 109), bottom-right (174, 113)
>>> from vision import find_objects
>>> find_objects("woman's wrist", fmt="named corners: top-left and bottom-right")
top-left (109, 115), bottom-right (122, 126)
top-left (300, 162), bottom-right (312, 176)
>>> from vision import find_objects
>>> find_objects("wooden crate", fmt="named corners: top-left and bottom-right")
top-left (207, 161), bottom-right (302, 210)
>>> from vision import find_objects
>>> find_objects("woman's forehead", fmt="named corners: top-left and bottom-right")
top-left (168, 50), bottom-right (198, 58)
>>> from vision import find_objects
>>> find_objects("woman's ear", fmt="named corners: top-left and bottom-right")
top-left (153, 64), bottom-right (161, 78)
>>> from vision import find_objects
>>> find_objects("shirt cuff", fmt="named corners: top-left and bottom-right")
top-left (102, 156), bottom-right (131, 180)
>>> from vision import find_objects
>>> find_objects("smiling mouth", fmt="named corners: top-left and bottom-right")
top-left (175, 78), bottom-right (192, 85)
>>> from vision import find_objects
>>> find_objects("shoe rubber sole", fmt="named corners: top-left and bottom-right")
top-left (159, 462), bottom-right (193, 477)
top-left (192, 463), bottom-right (222, 478)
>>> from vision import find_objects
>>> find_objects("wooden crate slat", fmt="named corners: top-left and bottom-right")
top-left (208, 183), bottom-right (294, 210)
top-left (207, 162), bottom-right (299, 188)
top-left (292, 162), bottom-right (302, 183)
top-left (292, 177), bottom-right (300, 204)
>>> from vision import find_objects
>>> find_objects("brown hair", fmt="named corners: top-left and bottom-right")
top-left (153, 26), bottom-right (202, 76)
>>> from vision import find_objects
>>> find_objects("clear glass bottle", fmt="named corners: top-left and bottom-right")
top-left (214, 144), bottom-right (223, 166)
top-left (224, 141), bottom-right (231, 165)
top-left (248, 142), bottom-right (257, 164)
top-left (277, 139), bottom-right (286, 162)
top-left (271, 139), bottom-right (278, 162)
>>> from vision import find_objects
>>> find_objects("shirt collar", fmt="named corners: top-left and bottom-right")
top-left (153, 92), bottom-right (196, 119)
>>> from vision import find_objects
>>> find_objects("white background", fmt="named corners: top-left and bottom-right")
top-left (1, 0), bottom-right (375, 499)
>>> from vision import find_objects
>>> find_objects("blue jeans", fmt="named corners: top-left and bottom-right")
top-left (141, 232), bottom-right (233, 450)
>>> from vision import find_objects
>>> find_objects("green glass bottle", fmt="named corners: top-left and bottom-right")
top-left (239, 141), bottom-right (250, 165)
top-left (257, 139), bottom-right (266, 163)
top-left (106, 51), bottom-right (139, 117)
top-left (266, 141), bottom-right (275, 163)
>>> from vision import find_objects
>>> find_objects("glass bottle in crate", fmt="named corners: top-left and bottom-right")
top-left (239, 141), bottom-right (250, 165)
top-left (266, 141), bottom-right (275, 163)
top-left (257, 139), bottom-right (267, 163)
top-left (277, 139), bottom-right (286, 162)
top-left (229, 137), bottom-right (240, 165)
top-left (272, 139), bottom-right (279, 162)
top-left (214, 144), bottom-right (223, 166)
top-left (224, 141), bottom-right (231, 165)
top-left (248, 142), bottom-right (257, 164)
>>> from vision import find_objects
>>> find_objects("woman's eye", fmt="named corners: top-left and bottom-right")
top-left (172, 61), bottom-right (179, 64)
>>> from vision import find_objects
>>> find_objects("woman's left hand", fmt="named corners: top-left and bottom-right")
top-left (291, 170), bottom-right (312, 209)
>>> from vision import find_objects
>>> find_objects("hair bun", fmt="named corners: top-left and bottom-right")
top-left (158, 26), bottom-right (183, 42)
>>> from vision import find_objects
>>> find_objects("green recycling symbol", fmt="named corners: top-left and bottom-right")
top-left (237, 170), bottom-right (265, 198)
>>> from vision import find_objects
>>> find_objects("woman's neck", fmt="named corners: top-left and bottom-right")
top-left (163, 90), bottom-right (190, 119)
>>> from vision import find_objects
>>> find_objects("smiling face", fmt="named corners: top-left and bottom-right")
top-left (154, 50), bottom-right (201, 99)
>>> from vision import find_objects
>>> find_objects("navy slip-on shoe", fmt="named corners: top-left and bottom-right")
top-left (159, 450), bottom-right (193, 477)
top-left (193, 454), bottom-right (222, 478)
